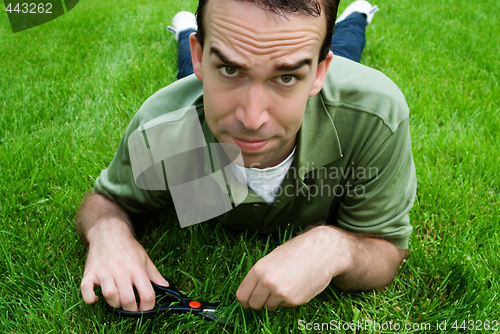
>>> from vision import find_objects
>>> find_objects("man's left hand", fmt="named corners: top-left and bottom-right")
top-left (235, 226), bottom-right (349, 311)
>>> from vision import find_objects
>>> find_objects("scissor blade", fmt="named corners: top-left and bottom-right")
top-left (201, 310), bottom-right (243, 332)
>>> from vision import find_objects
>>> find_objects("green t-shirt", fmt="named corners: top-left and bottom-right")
top-left (94, 56), bottom-right (417, 249)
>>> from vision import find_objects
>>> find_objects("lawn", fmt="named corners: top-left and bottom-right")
top-left (1, 0), bottom-right (499, 333)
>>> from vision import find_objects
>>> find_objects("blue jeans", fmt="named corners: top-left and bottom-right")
top-left (177, 29), bottom-right (197, 80)
top-left (177, 13), bottom-right (367, 80)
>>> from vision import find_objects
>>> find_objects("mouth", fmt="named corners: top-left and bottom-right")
top-left (232, 137), bottom-right (270, 152)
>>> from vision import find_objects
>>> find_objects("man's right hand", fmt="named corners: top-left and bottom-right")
top-left (80, 218), bottom-right (168, 311)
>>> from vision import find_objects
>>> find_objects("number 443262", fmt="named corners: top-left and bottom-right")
top-left (5, 3), bottom-right (53, 14)
top-left (452, 320), bottom-right (499, 331)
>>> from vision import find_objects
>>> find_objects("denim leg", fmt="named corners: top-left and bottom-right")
top-left (331, 13), bottom-right (367, 63)
top-left (177, 28), bottom-right (197, 80)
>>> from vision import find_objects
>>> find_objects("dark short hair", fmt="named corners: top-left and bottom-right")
top-left (195, 0), bottom-right (339, 62)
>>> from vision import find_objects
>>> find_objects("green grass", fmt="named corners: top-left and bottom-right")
top-left (1, 0), bottom-right (499, 332)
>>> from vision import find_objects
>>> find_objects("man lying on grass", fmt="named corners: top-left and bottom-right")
top-left (77, 0), bottom-right (417, 312)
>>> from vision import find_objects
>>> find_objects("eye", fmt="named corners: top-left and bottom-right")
top-left (220, 66), bottom-right (240, 77)
top-left (276, 74), bottom-right (298, 86)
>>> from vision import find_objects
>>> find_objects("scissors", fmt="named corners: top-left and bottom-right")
top-left (106, 276), bottom-right (237, 330)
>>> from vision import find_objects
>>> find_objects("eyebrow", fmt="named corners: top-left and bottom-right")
top-left (210, 47), bottom-right (248, 70)
top-left (275, 59), bottom-right (312, 72)
top-left (209, 46), bottom-right (313, 73)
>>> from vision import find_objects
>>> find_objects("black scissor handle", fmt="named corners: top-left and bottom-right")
top-left (151, 277), bottom-right (191, 302)
top-left (106, 276), bottom-right (221, 318)
top-left (105, 276), bottom-right (182, 318)
top-left (106, 302), bottom-right (160, 318)
top-left (106, 300), bottom-right (220, 318)
top-left (105, 285), bottom-right (240, 331)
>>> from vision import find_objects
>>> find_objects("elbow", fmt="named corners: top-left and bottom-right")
top-left (330, 245), bottom-right (408, 292)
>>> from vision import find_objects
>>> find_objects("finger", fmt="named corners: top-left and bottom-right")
top-left (236, 272), bottom-right (259, 309)
top-left (80, 273), bottom-right (99, 305)
top-left (279, 301), bottom-right (299, 308)
top-left (246, 281), bottom-right (272, 311)
top-left (132, 266), bottom-right (157, 311)
top-left (145, 259), bottom-right (169, 287)
top-left (100, 275), bottom-right (122, 310)
top-left (114, 276), bottom-right (139, 312)
top-left (262, 294), bottom-right (285, 311)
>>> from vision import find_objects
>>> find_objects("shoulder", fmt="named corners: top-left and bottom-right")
top-left (133, 74), bottom-right (204, 125)
top-left (321, 56), bottom-right (409, 132)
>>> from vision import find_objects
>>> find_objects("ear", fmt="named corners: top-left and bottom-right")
top-left (190, 33), bottom-right (204, 81)
top-left (309, 50), bottom-right (333, 97)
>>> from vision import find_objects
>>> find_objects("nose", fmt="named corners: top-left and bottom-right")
top-left (235, 83), bottom-right (270, 131)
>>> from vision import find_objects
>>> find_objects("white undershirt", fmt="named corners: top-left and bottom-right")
top-left (234, 148), bottom-right (296, 203)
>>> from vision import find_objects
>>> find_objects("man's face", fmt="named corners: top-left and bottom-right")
top-left (190, 0), bottom-right (332, 168)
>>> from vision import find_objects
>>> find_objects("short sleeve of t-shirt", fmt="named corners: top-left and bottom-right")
top-left (322, 56), bottom-right (416, 249)
top-left (334, 117), bottom-right (416, 249)
top-left (93, 75), bottom-right (205, 214)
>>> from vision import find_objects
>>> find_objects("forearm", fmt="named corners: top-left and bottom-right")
top-left (313, 226), bottom-right (406, 291)
top-left (76, 193), bottom-right (134, 246)
top-left (236, 224), bottom-right (406, 310)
